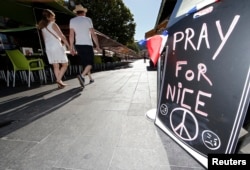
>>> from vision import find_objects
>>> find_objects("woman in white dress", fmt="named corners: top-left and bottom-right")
top-left (38, 9), bottom-right (70, 88)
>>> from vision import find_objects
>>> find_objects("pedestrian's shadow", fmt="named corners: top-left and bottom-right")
top-left (0, 87), bottom-right (83, 137)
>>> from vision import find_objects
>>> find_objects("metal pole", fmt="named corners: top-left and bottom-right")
top-left (145, 56), bottom-right (161, 121)
top-left (157, 54), bottom-right (161, 108)
top-left (33, 8), bottom-right (44, 55)
top-left (145, 45), bottom-right (168, 121)
top-left (157, 45), bottom-right (168, 107)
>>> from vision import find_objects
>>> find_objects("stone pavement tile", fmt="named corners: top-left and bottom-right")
top-left (51, 110), bottom-right (127, 170)
top-left (105, 101), bottom-right (131, 111)
top-left (55, 123), bottom-right (116, 170)
top-left (240, 142), bottom-right (250, 153)
top-left (118, 116), bottom-right (162, 149)
top-left (55, 137), bottom-right (115, 170)
top-left (109, 147), bottom-right (171, 170)
top-left (103, 91), bottom-right (135, 103)
top-left (0, 139), bottom-right (37, 168)
top-left (82, 110), bottom-right (126, 140)
top-left (136, 82), bottom-right (150, 91)
top-left (170, 167), bottom-right (205, 170)
top-left (0, 87), bottom-right (57, 116)
top-left (127, 103), bottom-right (152, 116)
top-left (131, 90), bottom-right (151, 105)
top-left (1, 88), bottom-right (83, 141)
top-left (7, 115), bottom-right (89, 170)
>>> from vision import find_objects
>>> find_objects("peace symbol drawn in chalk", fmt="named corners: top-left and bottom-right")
top-left (170, 107), bottom-right (199, 141)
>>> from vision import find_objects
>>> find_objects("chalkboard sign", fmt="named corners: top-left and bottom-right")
top-left (155, 0), bottom-right (250, 168)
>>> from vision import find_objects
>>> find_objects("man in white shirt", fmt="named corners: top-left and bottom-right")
top-left (69, 4), bottom-right (101, 88)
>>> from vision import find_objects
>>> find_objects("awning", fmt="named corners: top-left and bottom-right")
top-left (0, 0), bottom-right (137, 57)
top-left (0, 0), bottom-right (74, 26)
top-left (0, 26), bottom-right (36, 33)
top-left (95, 30), bottom-right (138, 56)
top-left (0, 0), bottom-right (75, 54)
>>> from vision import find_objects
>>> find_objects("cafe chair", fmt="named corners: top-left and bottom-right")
top-left (5, 49), bottom-right (47, 87)
top-left (0, 70), bottom-right (6, 82)
top-left (94, 55), bottom-right (105, 71)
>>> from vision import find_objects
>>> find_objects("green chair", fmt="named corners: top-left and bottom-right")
top-left (5, 49), bottom-right (47, 87)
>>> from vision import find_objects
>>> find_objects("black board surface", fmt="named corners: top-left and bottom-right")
top-left (155, 0), bottom-right (250, 168)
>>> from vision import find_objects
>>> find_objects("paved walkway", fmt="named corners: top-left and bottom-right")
top-left (0, 59), bottom-right (205, 170)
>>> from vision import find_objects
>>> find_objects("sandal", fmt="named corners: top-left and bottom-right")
top-left (56, 81), bottom-right (67, 89)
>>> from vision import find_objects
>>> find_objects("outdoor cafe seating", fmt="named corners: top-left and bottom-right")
top-left (5, 49), bottom-right (47, 87)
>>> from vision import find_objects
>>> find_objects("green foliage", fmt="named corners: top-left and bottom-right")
top-left (56, 0), bottom-right (65, 6)
top-left (75, 0), bottom-right (136, 45)
top-left (127, 42), bottom-right (140, 53)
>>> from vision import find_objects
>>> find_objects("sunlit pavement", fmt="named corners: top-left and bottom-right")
top-left (0, 59), bottom-right (206, 170)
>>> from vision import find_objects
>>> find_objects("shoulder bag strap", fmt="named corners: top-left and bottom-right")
top-left (46, 27), bottom-right (60, 40)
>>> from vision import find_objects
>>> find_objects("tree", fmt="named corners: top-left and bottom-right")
top-left (75, 0), bottom-right (136, 45)
top-left (127, 42), bottom-right (140, 53)
top-left (57, 0), bottom-right (65, 6)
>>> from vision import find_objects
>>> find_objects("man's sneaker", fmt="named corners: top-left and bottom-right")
top-left (89, 79), bottom-right (94, 84)
top-left (77, 75), bottom-right (85, 87)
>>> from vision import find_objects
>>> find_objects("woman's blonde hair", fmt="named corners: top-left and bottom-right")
top-left (37, 9), bottom-right (55, 29)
